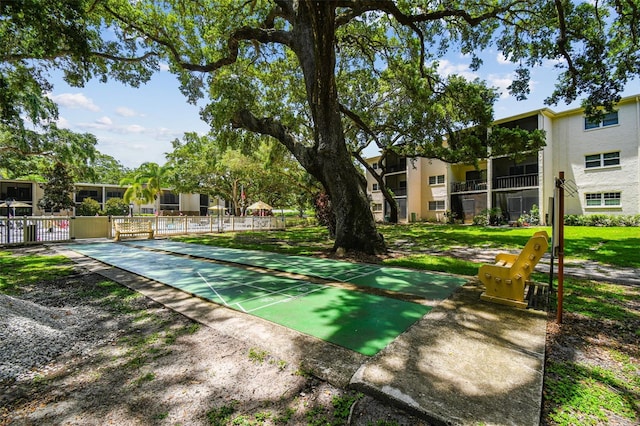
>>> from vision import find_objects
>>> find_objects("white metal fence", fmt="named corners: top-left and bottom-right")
top-left (0, 215), bottom-right (286, 247)
top-left (111, 215), bottom-right (286, 236)
top-left (1, 217), bottom-right (71, 245)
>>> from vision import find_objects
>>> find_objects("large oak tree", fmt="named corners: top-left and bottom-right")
top-left (3, 0), bottom-right (639, 253)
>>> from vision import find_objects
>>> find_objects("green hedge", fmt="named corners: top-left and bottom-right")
top-left (564, 214), bottom-right (640, 227)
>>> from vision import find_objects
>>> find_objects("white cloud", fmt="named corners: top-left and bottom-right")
top-left (48, 92), bottom-right (100, 112)
top-left (115, 106), bottom-right (142, 117)
top-left (95, 116), bottom-right (113, 126)
top-left (55, 116), bottom-right (71, 129)
top-left (159, 62), bottom-right (170, 72)
top-left (496, 53), bottom-right (510, 65)
top-left (154, 127), bottom-right (180, 140)
top-left (435, 59), bottom-right (478, 81)
top-left (124, 124), bottom-right (146, 133)
top-left (487, 74), bottom-right (514, 99)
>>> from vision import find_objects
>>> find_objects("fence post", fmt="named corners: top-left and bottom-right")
top-left (556, 171), bottom-right (565, 324)
top-left (22, 216), bottom-right (27, 243)
top-left (69, 216), bottom-right (75, 240)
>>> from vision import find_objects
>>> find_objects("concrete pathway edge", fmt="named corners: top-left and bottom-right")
top-left (350, 283), bottom-right (548, 426)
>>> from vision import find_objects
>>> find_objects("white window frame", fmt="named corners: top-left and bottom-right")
top-left (585, 151), bottom-right (620, 169)
top-left (372, 183), bottom-right (379, 191)
top-left (585, 191), bottom-right (621, 207)
top-left (428, 200), bottom-right (446, 211)
top-left (584, 111), bottom-right (619, 130)
top-left (428, 175), bottom-right (445, 185)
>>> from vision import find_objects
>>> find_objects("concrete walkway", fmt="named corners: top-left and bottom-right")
top-left (351, 281), bottom-right (547, 425)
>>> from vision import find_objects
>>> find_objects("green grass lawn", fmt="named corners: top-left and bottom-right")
top-left (545, 278), bottom-right (640, 425)
top-left (175, 223), bottom-right (640, 269)
top-left (0, 251), bottom-right (74, 294)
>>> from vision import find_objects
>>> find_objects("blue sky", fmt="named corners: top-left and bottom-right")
top-left (48, 51), bottom-right (639, 169)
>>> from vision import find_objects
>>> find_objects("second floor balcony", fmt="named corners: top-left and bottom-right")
top-left (493, 173), bottom-right (538, 190)
top-left (451, 179), bottom-right (487, 193)
top-left (388, 187), bottom-right (407, 197)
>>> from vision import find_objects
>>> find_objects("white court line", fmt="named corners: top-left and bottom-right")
top-left (241, 285), bottom-right (328, 313)
top-left (197, 271), bottom-right (229, 306)
top-left (327, 266), bottom-right (378, 282)
top-left (226, 282), bottom-right (304, 304)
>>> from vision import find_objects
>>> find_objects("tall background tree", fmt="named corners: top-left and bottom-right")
top-left (167, 132), bottom-right (314, 215)
top-left (37, 161), bottom-right (75, 213)
top-left (0, 125), bottom-right (100, 181)
top-left (3, 0), bottom-right (639, 253)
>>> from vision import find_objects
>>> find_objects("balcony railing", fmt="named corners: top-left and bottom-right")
top-left (389, 187), bottom-right (407, 197)
top-left (493, 173), bottom-right (538, 189)
top-left (385, 163), bottom-right (406, 173)
top-left (451, 179), bottom-right (487, 193)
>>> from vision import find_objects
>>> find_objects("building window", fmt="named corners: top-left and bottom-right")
top-left (428, 175), bottom-right (445, 185)
top-left (428, 200), bottom-right (446, 210)
top-left (372, 203), bottom-right (383, 212)
top-left (586, 192), bottom-right (621, 207)
top-left (604, 192), bottom-right (621, 206)
top-left (372, 162), bottom-right (378, 170)
top-left (372, 183), bottom-right (379, 191)
top-left (585, 151), bottom-right (620, 169)
top-left (106, 190), bottom-right (124, 198)
top-left (584, 111), bottom-right (618, 130)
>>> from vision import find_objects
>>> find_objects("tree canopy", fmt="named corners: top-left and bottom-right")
top-left (3, 0), bottom-right (639, 253)
top-left (167, 132), bottom-right (314, 215)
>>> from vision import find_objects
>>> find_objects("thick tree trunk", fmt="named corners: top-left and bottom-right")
top-left (233, 2), bottom-right (386, 254)
top-left (292, 2), bottom-right (385, 254)
top-left (317, 152), bottom-right (385, 253)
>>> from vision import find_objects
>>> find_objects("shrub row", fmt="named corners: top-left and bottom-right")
top-left (564, 214), bottom-right (640, 227)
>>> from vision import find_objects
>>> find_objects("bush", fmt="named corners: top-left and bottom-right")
top-left (473, 208), bottom-right (504, 226)
top-left (563, 213), bottom-right (640, 227)
top-left (472, 214), bottom-right (488, 226)
top-left (313, 192), bottom-right (336, 238)
top-left (104, 198), bottom-right (130, 216)
top-left (76, 197), bottom-right (101, 216)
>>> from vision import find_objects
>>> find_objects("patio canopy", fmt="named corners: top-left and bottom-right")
top-left (0, 201), bottom-right (32, 208)
top-left (247, 201), bottom-right (272, 210)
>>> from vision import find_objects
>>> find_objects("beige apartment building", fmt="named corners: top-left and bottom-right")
top-left (366, 94), bottom-right (640, 224)
top-left (0, 180), bottom-right (211, 217)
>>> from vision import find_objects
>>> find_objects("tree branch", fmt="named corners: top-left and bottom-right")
top-left (553, 0), bottom-right (579, 88)
top-left (230, 110), bottom-right (315, 169)
top-left (338, 103), bottom-right (383, 149)
top-left (102, 4), bottom-right (293, 73)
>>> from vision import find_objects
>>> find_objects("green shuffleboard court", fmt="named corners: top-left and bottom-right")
top-left (125, 239), bottom-right (466, 300)
top-left (70, 243), bottom-right (436, 356)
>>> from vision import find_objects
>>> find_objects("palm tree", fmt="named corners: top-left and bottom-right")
top-left (119, 162), bottom-right (173, 213)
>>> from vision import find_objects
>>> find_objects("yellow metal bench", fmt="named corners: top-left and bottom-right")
top-left (114, 221), bottom-right (154, 241)
top-left (478, 230), bottom-right (549, 308)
